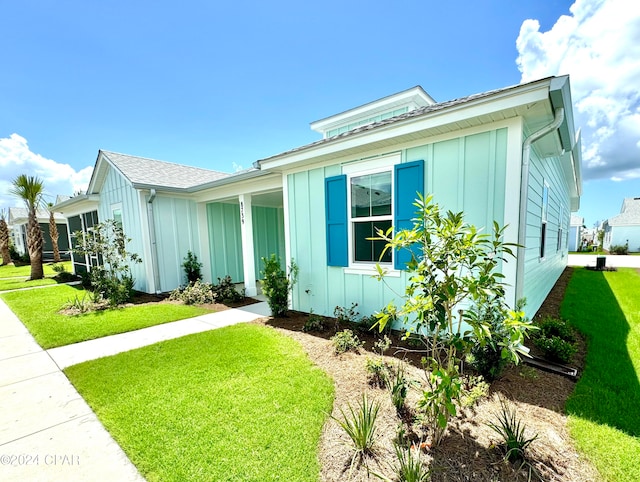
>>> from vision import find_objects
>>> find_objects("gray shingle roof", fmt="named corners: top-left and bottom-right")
top-left (101, 151), bottom-right (230, 189)
top-left (9, 207), bottom-right (65, 223)
top-left (258, 78), bottom-right (553, 163)
top-left (608, 198), bottom-right (640, 226)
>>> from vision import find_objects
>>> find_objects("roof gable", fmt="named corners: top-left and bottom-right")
top-left (608, 197), bottom-right (640, 226)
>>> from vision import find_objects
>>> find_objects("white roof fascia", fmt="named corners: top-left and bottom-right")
top-left (261, 84), bottom-right (551, 171)
top-left (192, 172), bottom-right (283, 204)
top-left (53, 195), bottom-right (100, 217)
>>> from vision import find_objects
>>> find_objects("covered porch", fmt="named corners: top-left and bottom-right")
top-left (194, 171), bottom-right (285, 297)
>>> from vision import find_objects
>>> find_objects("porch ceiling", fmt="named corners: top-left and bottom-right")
top-left (211, 190), bottom-right (283, 208)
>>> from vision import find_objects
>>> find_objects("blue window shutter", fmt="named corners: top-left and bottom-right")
top-left (394, 160), bottom-right (425, 270)
top-left (325, 175), bottom-right (348, 267)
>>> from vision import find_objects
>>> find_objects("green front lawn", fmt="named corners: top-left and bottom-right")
top-left (0, 260), bottom-right (72, 278)
top-left (562, 268), bottom-right (640, 482)
top-left (0, 276), bottom-right (59, 291)
top-left (1, 285), bottom-right (213, 349)
top-left (0, 261), bottom-right (74, 291)
top-left (65, 323), bottom-right (334, 482)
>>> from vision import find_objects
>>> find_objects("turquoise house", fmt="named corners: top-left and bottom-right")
top-left (55, 75), bottom-right (582, 319)
top-left (55, 151), bottom-right (285, 295)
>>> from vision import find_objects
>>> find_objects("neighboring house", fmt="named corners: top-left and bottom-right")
top-left (55, 75), bottom-right (582, 320)
top-left (569, 214), bottom-right (584, 251)
top-left (7, 207), bottom-right (70, 260)
top-left (602, 197), bottom-right (640, 252)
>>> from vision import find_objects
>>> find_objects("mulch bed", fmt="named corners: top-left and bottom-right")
top-left (252, 267), bottom-right (602, 481)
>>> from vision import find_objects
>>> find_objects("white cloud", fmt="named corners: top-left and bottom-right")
top-left (516, 0), bottom-right (640, 181)
top-left (0, 133), bottom-right (93, 211)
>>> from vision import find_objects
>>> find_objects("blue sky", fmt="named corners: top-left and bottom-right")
top-left (1, 0), bottom-right (638, 228)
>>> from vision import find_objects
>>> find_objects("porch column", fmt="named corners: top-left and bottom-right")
top-left (239, 194), bottom-right (257, 296)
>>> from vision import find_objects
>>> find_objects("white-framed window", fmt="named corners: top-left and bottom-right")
top-left (557, 204), bottom-right (564, 252)
top-left (342, 154), bottom-right (400, 267)
top-left (111, 203), bottom-right (123, 230)
top-left (540, 183), bottom-right (549, 259)
top-left (348, 168), bottom-right (393, 265)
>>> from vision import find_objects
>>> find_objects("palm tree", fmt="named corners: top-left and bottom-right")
top-left (0, 208), bottom-right (12, 266)
top-left (47, 202), bottom-right (61, 262)
top-left (10, 175), bottom-right (45, 280)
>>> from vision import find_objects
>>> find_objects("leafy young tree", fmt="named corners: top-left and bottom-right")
top-left (10, 175), bottom-right (45, 280)
top-left (47, 202), bottom-right (61, 263)
top-left (374, 194), bottom-right (534, 445)
top-left (260, 254), bottom-right (298, 317)
top-left (73, 219), bottom-right (142, 306)
top-left (0, 208), bottom-right (12, 266)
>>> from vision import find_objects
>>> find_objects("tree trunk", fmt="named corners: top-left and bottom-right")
top-left (27, 209), bottom-right (44, 280)
top-left (49, 211), bottom-right (60, 262)
top-left (0, 218), bottom-right (12, 266)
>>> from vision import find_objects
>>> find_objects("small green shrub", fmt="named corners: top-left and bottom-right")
top-left (51, 263), bottom-right (66, 273)
top-left (487, 398), bottom-right (538, 462)
top-left (365, 357), bottom-right (390, 388)
top-left (331, 329), bottom-right (363, 354)
top-left (460, 376), bottom-right (490, 407)
top-left (211, 275), bottom-right (244, 303)
top-left (331, 394), bottom-right (380, 462)
top-left (302, 310), bottom-right (326, 333)
top-left (532, 316), bottom-right (577, 363)
top-left (169, 280), bottom-right (214, 305)
top-left (54, 271), bottom-right (77, 283)
top-left (355, 313), bottom-right (377, 334)
top-left (334, 303), bottom-right (359, 331)
top-left (260, 254), bottom-right (298, 317)
top-left (182, 251), bottom-right (202, 284)
top-left (89, 268), bottom-right (135, 307)
top-left (610, 244), bottom-right (629, 255)
top-left (374, 334), bottom-right (392, 355)
top-left (534, 335), bottom-right (576, 363)
top-left (536, 316), bottom-right (576, 342)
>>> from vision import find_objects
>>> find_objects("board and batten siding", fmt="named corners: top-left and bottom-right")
top-left (97, 166), bottom-right (147, 292)
top-left (521, 146), bottom-right (571, 316)
top-left (206, 202), bottom-right (285, 283)
top-left (287, 127), bottom-right (509, 318)
top-left (152, 196), bottom-right (200, 291)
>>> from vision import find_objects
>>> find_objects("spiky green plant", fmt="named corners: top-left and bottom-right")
top-left (331, 393), bottom-right (380, 471)
top-left (394, 442), bottom-right (431, 482)
top-left (487, 397), bottom-right (538, 462)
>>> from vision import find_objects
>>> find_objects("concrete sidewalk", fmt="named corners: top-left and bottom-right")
top-left (48, 301), bottom-right (271, 369)
top-left (567, 254), bottom-right (640, 268)
top-left (0, 298), bottom-right (270, 481)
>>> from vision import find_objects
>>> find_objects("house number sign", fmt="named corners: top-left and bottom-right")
top-left (240, 201), bottom-right (245, 225)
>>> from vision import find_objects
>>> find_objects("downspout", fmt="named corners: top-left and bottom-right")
top-left (147, 189), bottom-right (161, 294)
top-left (515, 107), bottom-right (565, 303)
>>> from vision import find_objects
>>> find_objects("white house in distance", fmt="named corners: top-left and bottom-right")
top-left (568, 214), bottom-right (584, 251)
top-left (55, 75), bottom-right (582, 320)
top-left (603, 197), bottom-right (640, 252)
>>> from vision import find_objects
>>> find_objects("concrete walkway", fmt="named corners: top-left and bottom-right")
top-left (567, 254), bottom-right (640, 268)
top-left (0, 297), bottom-right (270, 481)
